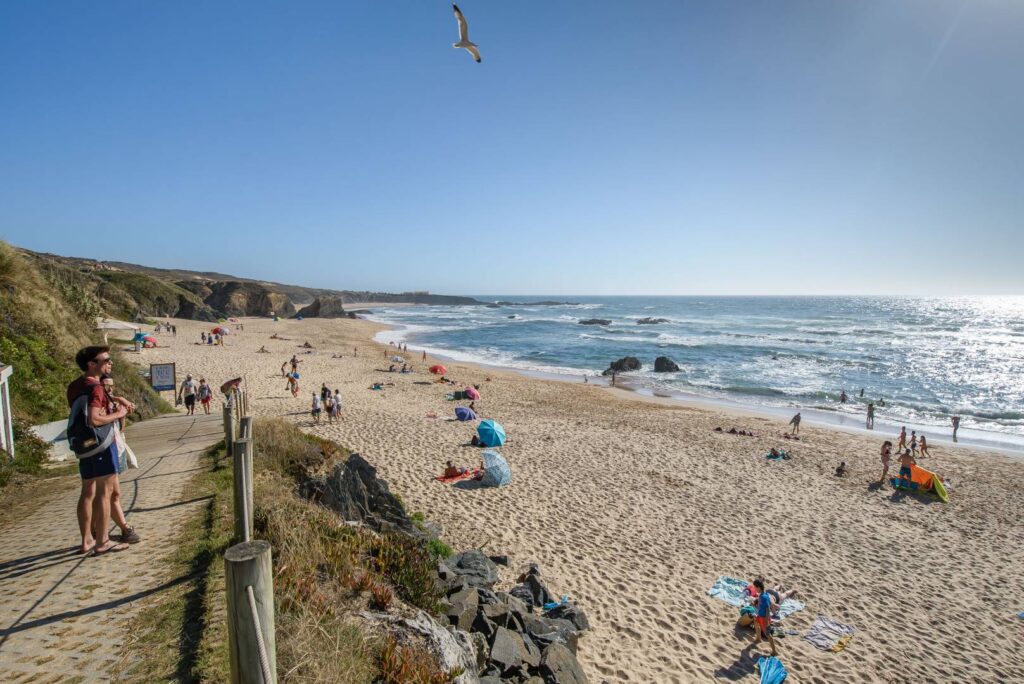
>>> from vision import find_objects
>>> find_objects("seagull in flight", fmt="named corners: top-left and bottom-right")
top-left (452, 4), bottom-right (481, 63)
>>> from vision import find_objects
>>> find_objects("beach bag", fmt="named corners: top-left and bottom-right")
top-left (113, 423), bottom-right (139, 470)
top-left (66, 393), bottom-right (115, 460)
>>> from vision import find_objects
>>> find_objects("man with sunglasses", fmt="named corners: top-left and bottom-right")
top-left (67, 346), bottom-right (133, 555)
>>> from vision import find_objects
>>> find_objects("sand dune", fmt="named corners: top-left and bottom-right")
top-left (139, 316), bottom-right (1024, 683)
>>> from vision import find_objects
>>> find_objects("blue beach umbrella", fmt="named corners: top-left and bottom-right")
top-left (477, 419), bottom-right (506, 447)
top-left (479, 449), bottom-right (512, 487)
top-left (455, 407), bottom-right (477, 421)
top-left (132, 331), bottom-right (148, 342)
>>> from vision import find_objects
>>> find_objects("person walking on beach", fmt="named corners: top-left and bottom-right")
top-left (286, 373), bottom-right (300, 398)
top-left (68, 346), bottom-right (133, 555)
top-left (896, 426), bottom-right (907, 453)
top-left (878, 440), bottom-right (893, 485)
top-left (788, 412), bottom-right (801, 435)
top-left (201, 331), bottom-right (207, 344)
top-left (952, 415), bottom-right (960, 442)
top-left (909, 430), bottom-right (918, 455)
top-left (197, 378), bottom-right (213, 415)
top-left (354, 347), bottom-right (358, 357)
top-left (331, 389), bottom-right (342, 421)
top-left (422, 350), bottom-right (426, 361)
top-left (919, 434), bottom-right (931, 457)
top-left (320, 383), bottom-right (331, 404)
top-left (311, 392), bottom-right (322, 424)
top-left (866, 402), bottom-right (875, 430)
top-left (177, 374), bottom-right (198, 415)
top-left (290, 355), bottom-right (301, 374)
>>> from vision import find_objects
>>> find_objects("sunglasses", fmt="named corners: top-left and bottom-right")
top-left (92, 356), bottom-right (113, 364)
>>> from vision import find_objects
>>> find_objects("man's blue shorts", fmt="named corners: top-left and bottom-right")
top-left (898, 466), bottom-right (912, 478)
top-left (78, 444), bottom-right (121, 480)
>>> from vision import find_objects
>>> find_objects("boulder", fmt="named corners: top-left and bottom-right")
top-left (601, 356), bottom-right (641, 376)
top-left (577, 319), bottom-right (611, 326)
top-left (447, 587), bottom-right (481, 631)
top-left (544, 603), bottom-right (590, 632)
top-left (539, 643), bottom-right (589, 684)
top-left (402, 612), bottom-right (479, 684)
top-left (294, 295), bottom-right (348, 319)
top-left (653, 356), bottom-right (680, 373)
top-left (637, 317), bottom-right (669, 324)
top-left (522, 614), bottom-right (579, 654)
top-left (509, 574), bottom-right (554, 609)
top-left (488, 626), bottom-right (536, 674)
top-left (444, 550), bottom-right (499, 589)
top-left (297, 454), bottom-right (414, 533)
top-left (470, 631), bottom-right (490, 671)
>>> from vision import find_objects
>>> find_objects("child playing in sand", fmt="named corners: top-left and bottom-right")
top-left (919, 434), bottom-right (930, 457)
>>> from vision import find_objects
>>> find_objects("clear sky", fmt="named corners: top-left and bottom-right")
top-left (2, 1), bottom-right (1022, 296)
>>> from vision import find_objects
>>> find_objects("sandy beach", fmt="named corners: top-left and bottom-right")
top-left (138, 316), bottom-right (1024, 683)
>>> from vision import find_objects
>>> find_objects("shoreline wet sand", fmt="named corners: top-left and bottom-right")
top-left (139, 315), bottom-right (1024, 683)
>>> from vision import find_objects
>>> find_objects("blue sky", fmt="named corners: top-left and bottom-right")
top-left (1, 1), bottom-right (1021, 295)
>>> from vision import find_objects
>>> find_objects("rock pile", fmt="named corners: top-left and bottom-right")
top-left (440, 552), bottom-right (590, 683)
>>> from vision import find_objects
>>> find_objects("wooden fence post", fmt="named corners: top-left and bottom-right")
top-left (232, 436), bottom-right (254, 542)
top-left (223, 404), bottom-right (236, 449)
top-left (225, 540), bottom-right (277, 684)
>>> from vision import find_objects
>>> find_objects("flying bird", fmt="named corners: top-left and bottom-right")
top-left (452, 4), bottom-right (481, 63)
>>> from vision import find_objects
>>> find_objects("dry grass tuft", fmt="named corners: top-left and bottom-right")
top-left (378, 634), bottom-right (464, 684)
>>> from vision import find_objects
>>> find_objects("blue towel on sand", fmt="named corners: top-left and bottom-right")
top-left (708, 577), bottom-right (805, 621)
top-left (1018, 611), bottom-right (1024, 620)
top-left (708, 576), bottom-right (749, 607)
top-left (758, 656), bottom-right (788, 684)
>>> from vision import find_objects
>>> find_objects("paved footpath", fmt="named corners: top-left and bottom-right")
top-left (0, 413), bottom-right (223, 683)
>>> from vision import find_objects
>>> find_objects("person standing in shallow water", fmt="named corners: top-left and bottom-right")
top-left (866, 402), bottom-right (875, 430)
top-left (952, 415), bottom-right (960, 442)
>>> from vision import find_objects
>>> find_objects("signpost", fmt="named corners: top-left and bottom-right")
top-left (150, 362), bottom-right (177, 392)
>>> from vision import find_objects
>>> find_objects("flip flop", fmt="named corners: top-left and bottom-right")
top-left (75, 544), bottom-right (96, 555)
top-left (93, 541), bottom-right (130, 556)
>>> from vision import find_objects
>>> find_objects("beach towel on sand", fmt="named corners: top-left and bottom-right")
top-left (804, 615), bottom-right (856, 652)
top-left (435, 468), bottom-right (482, 484)
top-left (708, 577), bottom-right (805, 620)
top-left (757, 656), bottom-right (788, 684)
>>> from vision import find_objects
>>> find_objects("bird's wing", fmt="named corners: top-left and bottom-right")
top-left (453, 4), bottom-right (470, 42)
top-left (467, 45), bottom-right (482, 63)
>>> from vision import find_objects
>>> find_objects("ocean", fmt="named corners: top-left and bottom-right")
top-left (366, 296), bottom-right (1024, 452)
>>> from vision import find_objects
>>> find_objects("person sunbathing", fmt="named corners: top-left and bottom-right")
top-left (442, 460), bottom-right (468, 478)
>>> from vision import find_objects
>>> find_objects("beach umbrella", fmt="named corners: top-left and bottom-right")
top-left (477, 419), bottom-right (506, 447)
top-left (454, 407), bottom-right (477, 422)
top-left (220, 377), bottom-right (242, 394)
top-left (391, 355), bottom-right (405, 363)
top-left (479, 449), bottom-right (512, 487)
top-left (464, 386), bottom-right (480, 400)
top-left (430, 364), bottom-right (447, 375)
top-left (132, 331), bottom-right (148, 342)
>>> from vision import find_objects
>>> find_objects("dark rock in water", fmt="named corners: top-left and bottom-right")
top-left (443, 550), bottom-right (499, 589)
top-left (637, 317), bottom-right (669, 324)
top-left (485, 303), bottom-right (500, 308)
top-left (540, 643), bottom-right (590, 683)
top-left (545, 603), bottom-right (591, 632)
top-left (601, 356), bottom-right (641, 376)
top-left (298, 453), bottom-right (414, 533)
top-left (653, 356), bottom-right (680, 373)
top-left (577, 318), bottom-right (611, 326)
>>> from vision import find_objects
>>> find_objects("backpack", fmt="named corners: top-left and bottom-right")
top-left (66, 392), bottom-right (115, 460)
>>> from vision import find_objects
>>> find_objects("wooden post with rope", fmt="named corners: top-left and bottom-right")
top-left (225, 540), bottom-right (277, 683)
